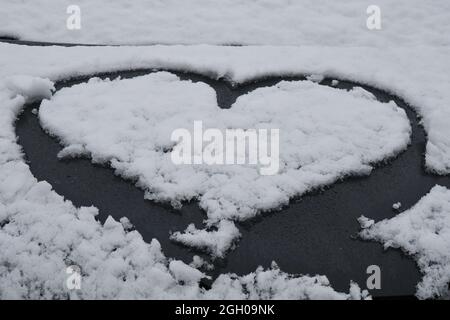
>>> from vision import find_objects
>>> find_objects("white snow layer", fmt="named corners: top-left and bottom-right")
top-left (360, 186), bottom-right (450, 300)
top-left (0, 1), bottom-right (450, 297)
top-left (1, 0), bottom-right (450, 46)
top-left (0, 44), bottom-right (449, 174)
top-left (170, 221), bottom-right (241, 258)
top-left (38, 73), bottom-right (410, 255)
top-left (0, 75), bottom-right (368, 299)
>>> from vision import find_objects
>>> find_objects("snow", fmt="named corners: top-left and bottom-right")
top-left (207, 263), bottom-right (370, 300)
top-left (392, 202), bottom-right (402, 210)
top-left (0, 0), bottom-right (450, 300)
top-left (38, 74), bottom-right (410, 256)
top-left (5, 76), bottom-right (54, 102)
top-left (119, 217), bottom-right (133, 231)
top-left (190, 256), bottom-right (214, 271)
top-left (306, 74), bottom-right (324, 83)
top-left (360, 186), bottom-right (450, 299)
top-left (1, 0), bottom-right (449, 46)
top-left (169, 260), bottom-right (208, 285)
top-left (0, 44), bottom-right (449, 174)
top-left (171, 221), bottom-right (241, 258)
top-left (357, 216), bottom-right (375, 229)
top-left (0, 75), bottom-right (367, 299)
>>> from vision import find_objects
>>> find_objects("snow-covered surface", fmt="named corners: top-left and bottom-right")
top-left (209, 263), bottom-right (370, 300)
top-left (0, 42), bottom-right (450, 298)
top-left (190, 256), bottom-right (214, 271)
top-left (392, 202), bottom-right (402, 210)
top-left (0, 44), bottom-right (449, 173)
top-left (171, 221), bottom-right (241, 258)
top-left (1, 0), bottom-right (449, 46)
top-left (357, 216), bottom-right (375, 229)
top-left (0, 1), bottom-right (450, 299)
top-left (38, 73), bottom-right (410, 255)
top-left (0, 75), bottom-right (367, 299)
top-left (360, 186), bottom-right (450, 299)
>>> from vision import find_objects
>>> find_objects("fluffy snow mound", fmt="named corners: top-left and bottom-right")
top-left (206, 263), bottom-right (370, 300)
top-left (1, 0), bottom-right (449, 46)
top-left (360, 185), bottom-right (450, 299)
top-left (5, 76), bottom-right (54, 101)
top-left (39, 72), bottom-right (411, 256)
top-left (171, 220), bottom-right (241, 258)
top-left (0, 75), bottom-right (367, 300)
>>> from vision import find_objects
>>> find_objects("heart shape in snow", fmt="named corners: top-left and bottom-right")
top-left (38, 72), bottom-right (411, 257)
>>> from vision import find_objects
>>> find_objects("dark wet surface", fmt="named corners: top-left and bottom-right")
top-left (15, 69), bottom-right (450, 298)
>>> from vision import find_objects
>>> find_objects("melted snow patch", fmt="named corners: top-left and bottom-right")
top-left (360, 185), bottom-right (450, 299)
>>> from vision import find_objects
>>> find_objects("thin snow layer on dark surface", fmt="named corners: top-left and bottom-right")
top-left (1, 0), bottom-right (449, 46)
top-left (0, 76), bottom-right (370, 299)
top-left (360, 185), bottom-right (450, 300)
top-left (38, 73), bottom-right (411, 256)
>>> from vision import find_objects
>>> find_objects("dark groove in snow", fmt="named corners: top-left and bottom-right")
top-left (0, 38), bottom-right (245, 47)
top-left (15, 69), bottom-right (450, 298)
top-left (0, 35), bottom-right (19, 41)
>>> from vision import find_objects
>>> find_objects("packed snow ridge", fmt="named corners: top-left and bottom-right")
top-left (38, 72), bottom-right (411, 257)
top-left (360, 185), bottom-right (450, 299)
